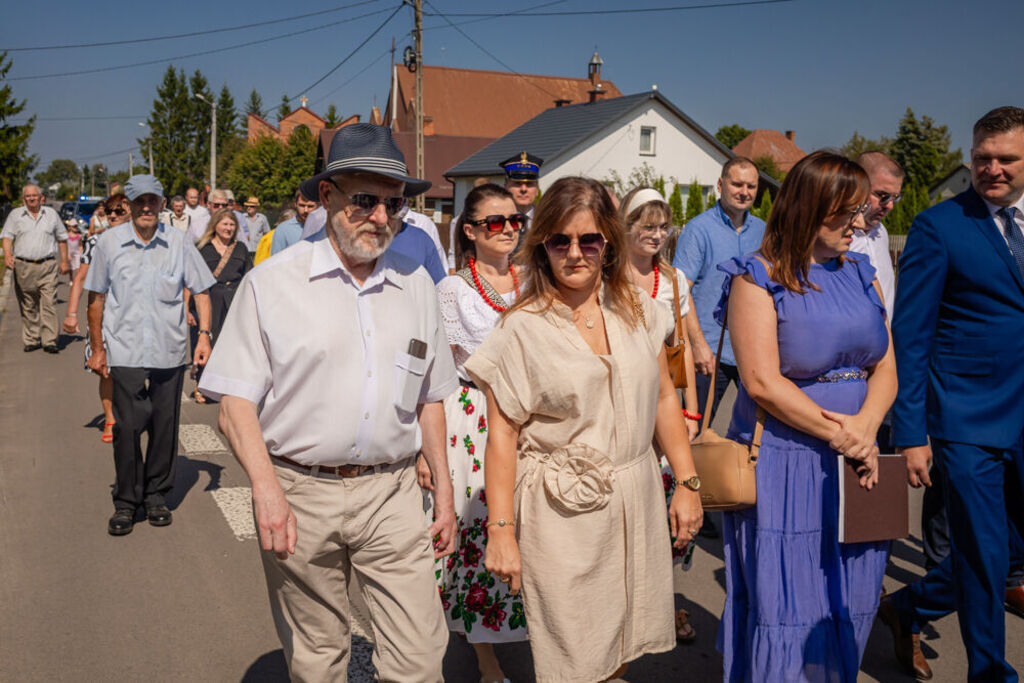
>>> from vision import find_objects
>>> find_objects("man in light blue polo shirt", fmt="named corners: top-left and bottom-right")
top-left (270, 190), bottom-right (319, 255)
top-left (674, 156), bottom-right (765, 427)
top-left (84, 174), bottom-right (216, 536)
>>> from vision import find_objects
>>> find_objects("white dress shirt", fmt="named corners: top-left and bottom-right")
top-left (849, 222), bottom-right (896, 321)
top-left (198, 233), bottom-right (458, 466)
top-left (183, 204), bottom-right (209, 221)
top-left (982, 194), bottom-right (1024, 246)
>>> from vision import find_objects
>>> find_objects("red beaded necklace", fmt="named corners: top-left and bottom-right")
top-left (469, 257), bottom-right (518, 312)
top-left (650, 259), bottom-right (660, 299)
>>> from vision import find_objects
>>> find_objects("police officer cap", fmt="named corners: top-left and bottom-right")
top-left (500, 152), bottom-right (543, 182)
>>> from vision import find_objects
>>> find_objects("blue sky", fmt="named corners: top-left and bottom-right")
top-left (4, 0), bottom-right (1022, 176)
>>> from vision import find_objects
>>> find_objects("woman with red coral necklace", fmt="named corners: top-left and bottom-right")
top-left (621, 186), bottom-right (703, 644)
top-left (422, 183), bottom-right (525, 683)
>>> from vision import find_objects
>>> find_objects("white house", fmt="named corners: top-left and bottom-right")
top-left (445, 90), bottom-right (775, 212)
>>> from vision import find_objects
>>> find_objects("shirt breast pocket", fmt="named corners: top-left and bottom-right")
top-left (157, 272), bottom-right (181, 303)
top-left (394, 351), bottom-right (428, 415)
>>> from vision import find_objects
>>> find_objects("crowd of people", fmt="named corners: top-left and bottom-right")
top-left (4, 107), bottom-right (1024, 682)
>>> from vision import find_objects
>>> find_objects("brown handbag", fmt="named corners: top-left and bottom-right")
top-left (664, 267), bottom-right (688, 389)
top-left (688, 308), bottom-right (765, 511)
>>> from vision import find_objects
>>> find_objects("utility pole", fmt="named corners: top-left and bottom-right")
top-left (414, 0), bottom-right (424, 213)
top-left (138, 122), bottom-right (154, 175)
top-left (128, 151), bottom-right (134, 174)
top-left (388, 37), bottom-right (396, 129)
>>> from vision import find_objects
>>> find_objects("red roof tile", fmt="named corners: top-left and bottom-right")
top-left (732, 129), bottom-right (806, 172)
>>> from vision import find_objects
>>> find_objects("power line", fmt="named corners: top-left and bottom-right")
top-left (289, 3), bottom-right (405, 102)
top-left (13, 115), bottom-right (147, 122)
top-left (7, 6), bottom-right (396, 82)
top-left (420, 0), bottom-right (569, 30)
top-left (310, 49), bottom-right (390, 107)
top-left (1, 0), bottom-right (383, 51)
top-left (76, 146), bottom-right (141, 163)
top-left (421, 0), bottom-right (560, 100)
top-left (424, 0), bottom-right (793, 17)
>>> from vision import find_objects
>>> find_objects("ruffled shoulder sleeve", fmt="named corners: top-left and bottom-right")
top-left (464, 311), bottom-right (533, 425)
top-left (844, 252), bottom-right (887, 318)
top-left (713, 253), bottom-right (785, 325)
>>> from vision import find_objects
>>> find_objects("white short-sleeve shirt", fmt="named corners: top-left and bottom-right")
top-left (198, 233), bottom-right (458, 466)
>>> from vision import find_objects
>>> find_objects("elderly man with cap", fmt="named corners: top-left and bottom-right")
top-left (1, 183), bottom-right (71, 353)
top-left (199, 123), bottom-right (459, 681)
top-left (84, 174), bottom-right (215, 536)
top-left (241, 196), bottom-right (271, 252)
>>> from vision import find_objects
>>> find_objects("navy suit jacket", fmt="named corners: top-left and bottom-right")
top-left (892, 187), bottom-right (1024, 450)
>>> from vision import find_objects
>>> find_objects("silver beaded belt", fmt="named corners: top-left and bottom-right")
top-left (816, 369), bottom-right (868, 383)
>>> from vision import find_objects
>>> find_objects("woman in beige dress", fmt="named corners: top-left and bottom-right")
top-left (465, 176), bottom-right (704, 682)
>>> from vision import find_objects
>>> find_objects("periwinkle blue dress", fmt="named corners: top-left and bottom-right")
top-left (714, 253), bottom-right (890, 682)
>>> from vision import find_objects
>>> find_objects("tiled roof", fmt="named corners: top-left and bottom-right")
top-left (387, 64), bottom-right (622, 138)
top-left (732, 129), bottom-right (806, 172)
top-left (446, 91), bottom-right (734, 178)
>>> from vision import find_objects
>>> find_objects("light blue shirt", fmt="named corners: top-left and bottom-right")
top-left (243, 212), bottom-right (271, 252)
top-left (673, 202), bottom-right (765, 366)
top-left (270, 218), bottom-right (303, 255)
top-left (84, 222), bottom-right (216, 369)
top-left (389, 222), bottom-right (446, 284)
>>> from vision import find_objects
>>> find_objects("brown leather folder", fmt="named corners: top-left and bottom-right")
top-left (837, 454), bottom-right (909, 544)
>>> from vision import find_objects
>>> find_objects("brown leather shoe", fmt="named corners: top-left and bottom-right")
top-left (877, 596), bottom-right (933, 680)
top-left (1006, 586), bottom-right (1024, 619)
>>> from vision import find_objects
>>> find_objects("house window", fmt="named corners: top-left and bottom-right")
top-left (640, 126), bottom-right (656, 155)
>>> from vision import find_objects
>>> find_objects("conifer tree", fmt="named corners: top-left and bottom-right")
top-left (324, 104), bottom-right (342, 127)
top-left (0, 51), bottom-right (37, 203)
top-left (245, 89), bottom-right (265, 118)
top-left (277, 94), bottom-right (292, 123)
top-left (668, 183), bottom-right (684, 225)
top-left (684, 180), bottom-right (704, 222)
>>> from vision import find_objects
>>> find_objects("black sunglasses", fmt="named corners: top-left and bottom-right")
top-left (543, 232), bottom-right (606, 257)
top-left (328, 179), bottom-right (404, 216)
top-left (466, 213), bottom-right (527, 232)
top-left (109, 207), bottom-right (128, 216)
top-left (872, 190), bottom-right (902, 206)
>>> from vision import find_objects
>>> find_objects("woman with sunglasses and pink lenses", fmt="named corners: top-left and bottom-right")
top-left (464, 176), bottom-right (703, 682)
top-left (420, 183), bottom-right (526, 683)
top-left (63, 193), bottom-right (131, 443)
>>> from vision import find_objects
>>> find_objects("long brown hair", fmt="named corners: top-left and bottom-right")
top-left (197, 208), bottom-right (239, 248)
top-left (509, 176), bottom-right (639, 327)
top-left (760, 150), bottom-right (869, 293)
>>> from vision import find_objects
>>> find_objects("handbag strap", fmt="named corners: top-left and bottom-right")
top-left (667, 266), bottom-right (684, 346)
top-left (211, 241), bottom-right (237, 279)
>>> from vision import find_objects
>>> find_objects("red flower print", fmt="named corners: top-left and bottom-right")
top-left (462, 540), bottom-right (482, 568)
top-left (465, 583), bottom-right (488, 613)
top-left (482, 603), bottom-right (507, 630)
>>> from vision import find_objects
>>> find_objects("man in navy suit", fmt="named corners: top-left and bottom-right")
top-left (882, 107), bottom-right (1024, 682)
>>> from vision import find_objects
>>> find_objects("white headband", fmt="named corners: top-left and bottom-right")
top-left (624, 188), bottom-right (666, 217)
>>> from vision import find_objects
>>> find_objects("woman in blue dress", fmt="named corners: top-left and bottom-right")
top-left (715, 150), bottom-right (897, 682)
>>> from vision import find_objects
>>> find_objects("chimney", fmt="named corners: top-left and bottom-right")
top-left (554, 99), bottom-right (571, 107)
top-left (588, 83), bottom-right (605, 104)
top-left (785, 130), bottom-right (795, 141)
top-left (588, 51), bottom-right (604, 87)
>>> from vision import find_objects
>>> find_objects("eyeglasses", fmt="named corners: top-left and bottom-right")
top-left (872, 190), bottom-right (902, 206)
top-left (847, 203), bottom-right (871, 220)
top-left (635, 222), bottom-right (670, 235)
top-left (466, 213), bottom-right (527, 232)
top-left (109, 207), bottom-right (128, 216)
top-left (543, 232), bottom-right (606, 257)
top-left (328, 179), bottom-right (405, 217)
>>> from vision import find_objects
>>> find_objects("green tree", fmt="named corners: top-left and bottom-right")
top-left (668, 183), bottom-right (684, 226)
top-left (753, 155), bottom-right (783, 182)
top-left (223, 122), bottom-right (317, 205)
top-left (143, 66), bottom-right (195, 196)
top-left (277, 94), bottom-right (292, 123)
top-left (652, 175), bottom-right (666, 198)
top-left (36, 159), bottom-right (81, 198)
top-left (841, 131), bottom-right (891, 159)
top-left (752, 189), bottom-right (773, 221)
top-left (217, 84), bottom-right (240, 143)
top-left (884, 182), bottom-right (932, 235)
top-left (602, 162), bottom-right (667, 198)
top-left (684, 180), bottom-right (704, 222)
top-left (715, 124), bottom-right (752, 150)
top-left (245, 89), bottom-right (265, 119)
top-left (324, 104), bottom-right (342, 127)
top-left (705, 190), bottom-right (716, 209)
top-left (188, 70), bottom-right (214, 186)
top-left (889, 107), bottom-right (962, 190)
top-left (0, 51), bottom-right (37, 204)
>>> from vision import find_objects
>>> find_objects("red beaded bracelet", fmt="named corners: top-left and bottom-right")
top-left (682, 409), bottom-right (702, 421)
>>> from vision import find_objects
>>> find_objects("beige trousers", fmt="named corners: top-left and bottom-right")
top-left (13, 258), bottom-right (58, 346)
top-left (260, 459), bottom-right (447, 683)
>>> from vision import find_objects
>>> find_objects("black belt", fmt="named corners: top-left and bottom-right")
top-left (16, 255), bottom-right (55, 264)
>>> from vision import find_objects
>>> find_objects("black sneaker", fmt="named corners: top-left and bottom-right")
top-left (23, 343), bottom-right (41, 352)
top-left (146, 505), bottom-right (172, 527)
top-left (43, 345), bottom-right (58, 354)
top-left (108, 508), bottom-right (135, 536)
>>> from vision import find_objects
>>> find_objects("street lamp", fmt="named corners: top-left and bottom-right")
top-left (195, 93), bottom-right (218, 190)
top-left (138, 122), bottom-right (153, 175)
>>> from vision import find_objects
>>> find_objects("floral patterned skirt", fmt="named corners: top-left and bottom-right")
top-left (429, 384), bottom-right (528, 643)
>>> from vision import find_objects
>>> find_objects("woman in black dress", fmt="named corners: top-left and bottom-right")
top-left (190, 207), bottom-right (252, 402)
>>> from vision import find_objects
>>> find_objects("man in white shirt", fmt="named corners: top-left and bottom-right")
top-left (159, 195), bottom-right (191, 232)
top-left (850, 151), bottom-right (902, 321)
top-left (183, 187), bottom-right (209, 222)
top-left (199, 123), bottom-right (458, 682)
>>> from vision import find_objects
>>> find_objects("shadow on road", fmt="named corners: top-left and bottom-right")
top-left (241, 649), bottom-right (288, 682)
top-left (167, 454), bottom-right (225, 510)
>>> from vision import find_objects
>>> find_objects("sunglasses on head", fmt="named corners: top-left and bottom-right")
top-left (543, 232), bottom-right (606, 257)
top-left (328, 179), bottom-right (405, 217)
top-left (466, 213), bottom-right (527, 232)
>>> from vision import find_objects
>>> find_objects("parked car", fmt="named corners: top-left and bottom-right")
top-left (59, 195), bottom-right (105, 229)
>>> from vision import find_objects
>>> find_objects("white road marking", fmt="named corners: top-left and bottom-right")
top-left (209, 487), bottom-right (257, 541)
top-left (178, 423), bottom-right (227, 454)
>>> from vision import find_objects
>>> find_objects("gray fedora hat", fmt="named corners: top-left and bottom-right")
top-left (299, 123), bottom-right (430, 201)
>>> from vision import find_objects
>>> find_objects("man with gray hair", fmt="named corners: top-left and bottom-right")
top-left (187, 188), bottom-right (228, 243)
top-left (1, 183), bottom-right (70, 353)
top-left (200, 123), bottom-right (457, 681)
top-left (160, 195), bottom-right (191, 233)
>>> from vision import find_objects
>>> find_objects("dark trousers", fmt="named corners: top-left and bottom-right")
top-left (109, 366), bottom-right (186, 510)
top-left (891, 438), bottom-right (1024, 682)
top-left (694, 362), bottom-right (740, 431)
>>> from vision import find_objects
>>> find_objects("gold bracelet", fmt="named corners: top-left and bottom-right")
top-left (486, 518), bottom-right (516, 528)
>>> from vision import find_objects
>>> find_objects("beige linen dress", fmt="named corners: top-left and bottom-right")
top-left (465, 286), bottom-right (676, 683)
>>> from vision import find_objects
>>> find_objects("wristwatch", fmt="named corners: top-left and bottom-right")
top-left (675, 475), bottom-right (701, 492)
top-left (198, 329), bottom-right (213, 340)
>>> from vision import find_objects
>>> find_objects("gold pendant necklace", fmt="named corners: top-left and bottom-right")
top-left (584, 316), bottom-right (595, 329)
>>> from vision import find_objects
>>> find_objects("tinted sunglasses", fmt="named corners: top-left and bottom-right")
top-left (466, 213), bottom-right (527, 232)
top-left (543, 232), bottom-right (606, 257)
top-left (109, 207), bottom-right (128, 216)
top-left (209, 201), bottom-right (229, 208)
top-left (328, 179), bottom-right (404, 216)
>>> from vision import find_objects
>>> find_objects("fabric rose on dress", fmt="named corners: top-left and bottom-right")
top-left (465, 583), bottom-right (488, 613)
top-left (537, 443), bottom-right (615, 514)
top-left (462, 540), bottom-right (482, 568)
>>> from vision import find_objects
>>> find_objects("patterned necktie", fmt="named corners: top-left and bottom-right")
top-left (1000, 207), bottom-right (1024, 280)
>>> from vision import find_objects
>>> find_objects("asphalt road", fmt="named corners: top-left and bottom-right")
top-left (0, 274), bottom-right (1021, 682)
